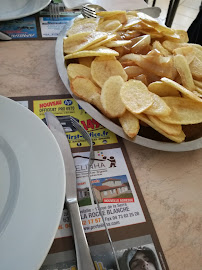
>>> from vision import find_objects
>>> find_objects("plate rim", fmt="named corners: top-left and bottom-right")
top-left (0, 95), bottom-right (66, 270)
top-left (55, 18), bottom-right (202, 152)
top-left (0, 0), bottom-right (51, 21)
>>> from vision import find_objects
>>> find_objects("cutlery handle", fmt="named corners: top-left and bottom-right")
top-left (68, 201), bottom-right (95, 270)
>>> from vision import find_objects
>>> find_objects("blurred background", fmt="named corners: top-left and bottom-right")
top-left (147, 0), bottom-right (201, 30)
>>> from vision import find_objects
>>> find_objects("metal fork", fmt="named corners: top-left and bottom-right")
top-left (81, 4), bottom-right (106, 18)
top-left (81, 4), bottom-right (161, 18)
top-left (49, 1), bottom-right (65, 19)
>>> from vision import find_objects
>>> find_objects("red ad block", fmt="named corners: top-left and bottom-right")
top-left (103, 198), bottom-right (134, 203)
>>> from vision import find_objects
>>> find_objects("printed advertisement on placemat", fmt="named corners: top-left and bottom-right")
top-left (12, 95), bottom-right (169, 270)
top-left (0, 0), bottom-right (79, 40)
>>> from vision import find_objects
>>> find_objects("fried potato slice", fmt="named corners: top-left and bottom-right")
top-left (136, 12), bottom-right (159, 26)
top-left (148, 81), bottom-right (180, 97)
top-left (121, 15), bottom-right (141, 30)
top-left (148, 115), bottom-right (182, 135)
top-left (119, 52), bottom-right (176, 79)
top-left (134, 113), bottom-right (186, 143)
top-left (135, 74), bottom-right (148, 86)
top-left (67, 18), bottom-right (98, 36)
top-left (119, 110), bottom-right (140, 138)
top-left (63, 32), bottom-right (107, 54)
top-left (100, 76), bottom-right (126, 118)
top-left (194, 80), bottom-right (202, 89)
top-left (173, 54), bottom-right (195, 91)
top-left (105, 40), bottom-right (132, 47)
top-left (79, 57), bottom-right (94, 67)
top-left (193, 47), bottom-right (202, 62)
top-left (144, 92), bottom-right (171, 116)
top-left (120, 79), bottom-right (153, 114)
top-left (158, 97), bottom-right (202, 124)
top-left (130, 35), bottom-right (151, 54)
top-left (137, 12), bottom-right (179, 39)
top-left (97, 10), bottom-right (127, 24)
top-left (64, 47), bottom-right (119, 60)
top-left (196, 86), bottom-right (202, 94)
top-left (162, 41), bottom-right (186, 52)
top-left (152, 40), bottom-right (171, 56)
top-left (173, 46), bottom-right (195, 64)
top-left (91, 56), bottom-right (128, 87)
top-left (70, 77), bottom-right (103, 111)
top-left (174, 29), bottom-right (189, 43)
top-left (189, 57), bottom-right (202, 80)
top-left (67, 63), bottom-right (91, 81)
top-left (88, 33), bottom-right (117, 49)
top-left (97, 20), bottom-right (122, 32)
top-left (123, 66), bottom-right (145, 79)
top-left (161, 77), bottom-right (202, 102)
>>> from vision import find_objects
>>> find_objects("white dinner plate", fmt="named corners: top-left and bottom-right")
top-left (55, 18), bottom-right (202, 152)
top-left (0, 0), bottom-right (51, 21)
top-left (0, 96), bottom-right (66, 270)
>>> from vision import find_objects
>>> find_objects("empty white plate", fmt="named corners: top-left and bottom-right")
top-left (0, 0), bottom-right (51, 21)
top-left (0, 96), bottom-right (66, 270)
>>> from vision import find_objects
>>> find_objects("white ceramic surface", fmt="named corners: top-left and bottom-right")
top-left (0, 0), bottom-right (51, 21)
top-left (62, 0), bottom-right (147, 10)
top-left (55, 20), bottom-right (202, 152)
top-left (0, 96), bottom-right (66, 270)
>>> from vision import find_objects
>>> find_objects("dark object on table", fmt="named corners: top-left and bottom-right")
top-left (187, 3), bottom-right (202, 45)
top-left (165, 0), bottom-right (180, 27)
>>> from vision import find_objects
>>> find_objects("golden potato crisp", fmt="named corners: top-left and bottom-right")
top-left (144, 92), bottom-right (171, 116)
top-left (88, 33), bottom-right (117, 49)
top-left (122, 15), bottom-right (141, 30)
top-left (63, 32), bottom-right (107, 54)
top-left (148, 115), bottom-right (182, 136)
top-left (101, 76), bottom-right (126, 118)
top-left (67, 18), bottom-right (98, 36)
top-left (120, 52), bottom-right (176, 79)
top-left (161, 77), bottom-right (202, 103)
top-left (64, 47), bottom-right (119, 60)
top-left (194, 80), bottom-right (202, 89)
top-left (71, 77), bottom-right (103, 112)
top-left (173, 54), bottom-right (195, 91)
top-left (173, 46), bottom-right (195, 64)
top-left (105, 40), bottom-right (132, 47)
top-left (159, 97), bottom-right (202, 124)
top-left (134, 113), bottom-right (185, 143)
top-left (189, 57), bottom-right (202, 80)
top-left (97, 20), bottom-right (122, 33)
top-left (123, 66), bottom-right (145, 79)
top-left (119, 110), bottom-right (140, 138)
top-left (91, 56), bottom-right (128, 87)
top-left (97, 10), bottom-right (127, 24)
top-left (174, 29), bottom-right (189, 43)
top-left (120, 80), bottom-right (153, 114)
top-left (148, 81), bottom-right (180, 97)
top-left (79, 57), bottom-right (94, 67)
top-left (152, 40), bottom-right (170, 56)
top-left (67, 63), bottom-right (91, 81)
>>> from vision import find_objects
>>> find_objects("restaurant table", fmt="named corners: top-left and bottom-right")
top-left (0, 1), bottom-right (202, 269)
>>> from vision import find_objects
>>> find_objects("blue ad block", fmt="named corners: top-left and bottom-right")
top-left (0, 16), bottom-right (37, 39)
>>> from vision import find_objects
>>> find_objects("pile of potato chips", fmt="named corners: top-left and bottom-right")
top-left (63, 10), bottom-right (202, 143)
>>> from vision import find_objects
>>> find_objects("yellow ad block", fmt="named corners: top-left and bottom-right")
top-left (33, 98), bottom-right (118, 148)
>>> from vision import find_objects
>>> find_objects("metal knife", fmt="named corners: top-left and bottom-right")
top-left (0, 31), bottom-right (12, 41)
top-left (136, 7), bottom-right (161, 18)
top-left (45, 112), bottom-right (95, 270)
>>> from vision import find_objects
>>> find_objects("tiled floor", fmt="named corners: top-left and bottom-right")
top-left (148, 0), bottom-right (201, 30)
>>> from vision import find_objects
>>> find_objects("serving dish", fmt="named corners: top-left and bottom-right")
top-left (55, 17), bottom-right (202, 152)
